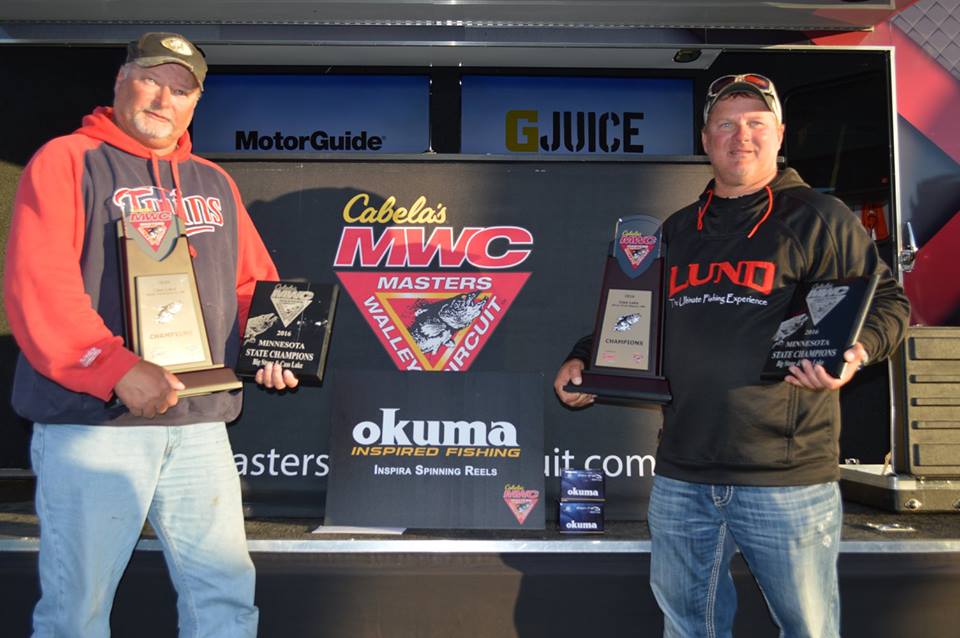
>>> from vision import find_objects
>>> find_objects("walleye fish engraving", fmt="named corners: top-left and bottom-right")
top-left (156, 301), bottom-right (182, 324)
top-left (408, 291), bottom-right (485, 355)
top-left (244, 313), bottom-right (279, 345)
top-left (772, 313), bottom-right (808, 344)
top-left (614, 313), bottom-right (642, 332)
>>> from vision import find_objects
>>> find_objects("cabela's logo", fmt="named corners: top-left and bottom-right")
top-left (334, 194), bottom-right (532, 372)
top-left (619, 230), bottom-right (656, 269)
top-left (503, 484), bottom-right (540, 525)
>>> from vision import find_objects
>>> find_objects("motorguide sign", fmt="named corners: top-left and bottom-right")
top-left (193, 75), bottom-right (429, 154)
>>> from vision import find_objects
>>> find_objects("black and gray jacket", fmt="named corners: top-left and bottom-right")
top-left (570, 168), bottom-right (910, 486)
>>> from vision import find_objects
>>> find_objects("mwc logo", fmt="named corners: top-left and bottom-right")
top-left (333, 195), bottom-right (532, 372)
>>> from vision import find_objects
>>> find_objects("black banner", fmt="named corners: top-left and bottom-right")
top-left (227, 159), bottom-right (714, 519)
top-left (325, 370), bottom-right (544, 529)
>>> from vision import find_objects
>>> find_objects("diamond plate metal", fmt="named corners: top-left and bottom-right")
top-left (894, 0), bottom-right (960, 80)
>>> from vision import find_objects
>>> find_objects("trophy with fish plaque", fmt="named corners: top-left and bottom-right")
top-left (761, 273), bottom-right (879, 380)
top-left (564, 215), bottom-right (671, 403)
top-left (117, 212), bottom-right (242, 398)
top-left (236, 281), bottom-right (339, 383)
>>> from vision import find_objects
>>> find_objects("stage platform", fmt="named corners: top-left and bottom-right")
top-left (2, 493), bottom-right (960, 637)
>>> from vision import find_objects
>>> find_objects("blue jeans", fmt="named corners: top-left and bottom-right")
top-left (30, 422), bottom-right (258, 638)
top-left (648, 475), bottom-right (841, 638)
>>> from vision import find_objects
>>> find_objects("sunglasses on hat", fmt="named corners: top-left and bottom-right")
top-left (707, 74), bottom-right (775, 99)
top-left (703, 73), bottom-right (782, 123)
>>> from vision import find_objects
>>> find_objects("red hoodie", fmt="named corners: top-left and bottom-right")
top-left (4, 107), bottom-right (277, 425)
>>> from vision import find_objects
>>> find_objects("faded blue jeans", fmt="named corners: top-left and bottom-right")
top-left (30, 422), bottom-right (258, 638)
top-left (648, 475), bottom-right (841, 638)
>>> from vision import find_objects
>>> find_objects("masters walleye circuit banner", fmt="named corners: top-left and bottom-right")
top-left (333, 194), bottom-right (531, 371)
top-left (324, 371), bottom-right (544, 529)
top-left (224, 160), bottom-right (715, 519)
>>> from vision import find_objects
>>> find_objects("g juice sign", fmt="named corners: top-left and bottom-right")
top-left (462, 76), bottom-right (693, 156)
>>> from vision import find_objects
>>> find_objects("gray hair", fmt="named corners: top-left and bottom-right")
top-left (117, 62), bottom-right (136, 80)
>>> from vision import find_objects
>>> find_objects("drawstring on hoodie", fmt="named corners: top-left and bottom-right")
top-left (696, 190), bottom-right (714, 231)
top-left (149, 152), bottom-right (198, 258)
top-left (78, 108), bottom-right (199, 257)
top-left (696, 185), bottom-right (774, 239)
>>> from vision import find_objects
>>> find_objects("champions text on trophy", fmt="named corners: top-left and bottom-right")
top-left (236, 281), bottom-right (339, 383)
top-left (762, 273), bottom-right (880, 380)
top-left (565, 215), bottom-right (672, 403)
top-left (117, 213), bottom-right (242, 398)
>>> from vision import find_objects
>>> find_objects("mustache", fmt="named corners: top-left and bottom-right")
top-left (139, 110), bottom-right (172, 124)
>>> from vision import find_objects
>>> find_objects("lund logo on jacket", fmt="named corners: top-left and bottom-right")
top-left (112, 186), bottom-right (225, 236)
top-left (669, 260), bottom-right (776, 297)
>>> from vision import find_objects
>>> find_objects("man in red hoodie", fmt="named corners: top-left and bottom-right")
top-left (4, 33), bottom-right (296, 637)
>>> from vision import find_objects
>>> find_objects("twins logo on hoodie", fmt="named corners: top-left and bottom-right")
top-left (112, 186), bottom-right (225, 237)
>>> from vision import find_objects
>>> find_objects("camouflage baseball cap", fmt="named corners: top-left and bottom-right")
top-left (126, 32), bottom-right (206, 91)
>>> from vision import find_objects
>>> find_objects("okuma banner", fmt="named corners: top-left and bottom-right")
top-left (324, 370), bottom-right (545, 529)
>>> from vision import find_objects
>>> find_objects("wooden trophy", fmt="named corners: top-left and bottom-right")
top-left (117, 211), bottom-right (242, 398)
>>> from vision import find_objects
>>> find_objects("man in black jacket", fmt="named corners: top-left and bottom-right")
top-left (554, 74), bottom-right (909, 637)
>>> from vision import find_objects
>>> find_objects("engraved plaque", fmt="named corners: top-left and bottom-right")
top-left (135, 273), bottom-right (207, 367)
top-left (595, 289), bottom-right (653, 371)
top-left (236, 281), bottom-right (339, 383)
top-left (762, 273), bottom-right (880, 380)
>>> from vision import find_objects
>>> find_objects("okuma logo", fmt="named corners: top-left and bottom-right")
top-left (352, 408), bottom-right (519, 447)
top-left (565, 487), bottom-right (600, 497)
